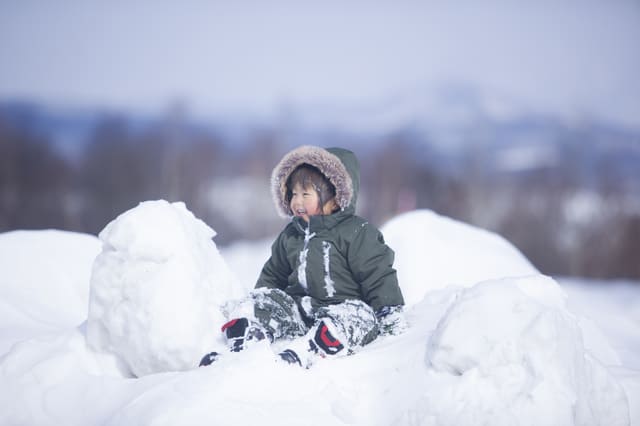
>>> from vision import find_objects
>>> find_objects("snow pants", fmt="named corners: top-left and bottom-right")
top-left (227, 288), bottom-right (380, 350)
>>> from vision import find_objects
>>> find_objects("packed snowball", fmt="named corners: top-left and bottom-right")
top-left (86, 200), bottom-right (241, 377)
top-left (415, 275), bottom-right (630, 426)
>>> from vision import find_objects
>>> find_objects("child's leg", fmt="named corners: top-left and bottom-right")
top-left (200, 289), bottom-right (308, 366)
top-left (253, 288), bottom-right (308, 339)
top-left (226, 288), bottom-right (308, 343)
top-left (313, 299), bottom-right (379, 352)
top-left (278, 299), bottom-right (379, 367)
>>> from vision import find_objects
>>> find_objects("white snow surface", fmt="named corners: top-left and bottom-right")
top-left (382, 210), bottom-right (539, 307)
top-left (86, 200), bottom-right (238, 377)
top-left (422, 275), bottom-right (628, 426)
top-left (0, 205), bottom-right (638, 425)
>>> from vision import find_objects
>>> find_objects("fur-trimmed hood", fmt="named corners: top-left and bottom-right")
top-left (271, 146), bottom-right (360, 218)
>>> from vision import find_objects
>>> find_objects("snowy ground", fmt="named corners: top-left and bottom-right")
top-left (0, 203), bottom-right (638, 425)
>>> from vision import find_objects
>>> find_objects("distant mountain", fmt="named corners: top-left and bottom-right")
top-left (1, 93), bottom-right (639, 190)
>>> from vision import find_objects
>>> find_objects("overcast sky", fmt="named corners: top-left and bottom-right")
top-left (1, 1), bottom-right (639, 128)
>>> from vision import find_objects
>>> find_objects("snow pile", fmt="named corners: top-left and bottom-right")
top-left (562, 278), bottom-right (640, 370)
top-left (415, 275), bottom-right (629, 426)
top-left (86, 200), bottom-right (240, 377)
top-left (0, 230), bottom-right (100, 353)
top-left (382, 210), bottom-right (538, 307)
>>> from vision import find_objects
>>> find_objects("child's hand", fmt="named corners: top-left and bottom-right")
top-left (376, 306), bottom-right (408, 336)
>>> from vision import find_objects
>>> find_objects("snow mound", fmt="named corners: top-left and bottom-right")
top-left (382, 210), bottom-right (538, 307)
top-left (0, 230), bottom-right (100, 325)
top-left (0, 230), bottom-right (100, 353)
top-left (419, 275), bottom-right (630, 426)
top-left (86, 200), bottom-right (240, 377)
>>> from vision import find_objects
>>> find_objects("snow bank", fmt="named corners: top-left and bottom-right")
top-left (220, 237), bottom-right (273, 293)
top-left (561, 278), bottom-right (640, 370)
top-left (382, 210), bottom-right (538, 307)
top-left (414, 275), bottom-right (630, 426)
top-left (0, 230), bottom-right (100, 353)
top-left (86, 200), bottom-right (241, 377)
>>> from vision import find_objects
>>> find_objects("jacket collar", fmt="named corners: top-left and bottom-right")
top-left (292, 206), bottom-right (355, 234)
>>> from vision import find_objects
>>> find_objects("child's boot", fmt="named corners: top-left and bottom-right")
top-left (222, 317), bottom-right (273, 353)
top-left (199, 351), bottom-right (221, 367)
top-left (199, 318), bottom-right (273, 367)
top-left (278, 318), bottom-right (346, 368)
top-left (309, 318), bottom-right (345, 355)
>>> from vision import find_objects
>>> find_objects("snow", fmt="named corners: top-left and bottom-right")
top-left (297, 226), bottom-right (315, 291)
top-left (0, 229), bottom-right (100, 354)
top-left (381, 210), bottom-right (538, 307)
top-left (322, 241), bottom-right (337, 298)
top-left (0, 204), bottom-right (638, 425)
top-left (561, 278), bottom-right (640, 370)
top-left (562, 191), bottom-right (604, 226)
top-left (86, 200), bottom-right (238, 377)
top-left (494, 144), bottom-right (559, 172)
top-left (422, 276), bottom-right (628, 426)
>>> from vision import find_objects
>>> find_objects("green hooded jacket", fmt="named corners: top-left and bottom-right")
top-left (256, 146), bottom-right (404, 312)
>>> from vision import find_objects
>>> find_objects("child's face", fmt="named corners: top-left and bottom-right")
top-left (290, 183), bottom-right (336, 223)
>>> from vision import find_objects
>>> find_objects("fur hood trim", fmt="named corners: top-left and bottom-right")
top-left (271, 145), bottom-right (353, 217)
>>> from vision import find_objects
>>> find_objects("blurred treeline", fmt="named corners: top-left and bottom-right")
top-left (1, 102), bottom-right (639, 280)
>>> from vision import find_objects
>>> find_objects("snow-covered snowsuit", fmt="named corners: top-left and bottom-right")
top-left (230, 146), bottom-right (404, 352)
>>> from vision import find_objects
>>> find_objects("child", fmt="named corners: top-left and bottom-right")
top-left (201, 146), bottom-right (405, 368)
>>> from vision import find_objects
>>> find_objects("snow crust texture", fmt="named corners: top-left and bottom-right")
top-left (417, 275), bottom-right (630, 426)
top-left (86, 200), bottom-right (238, 377)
